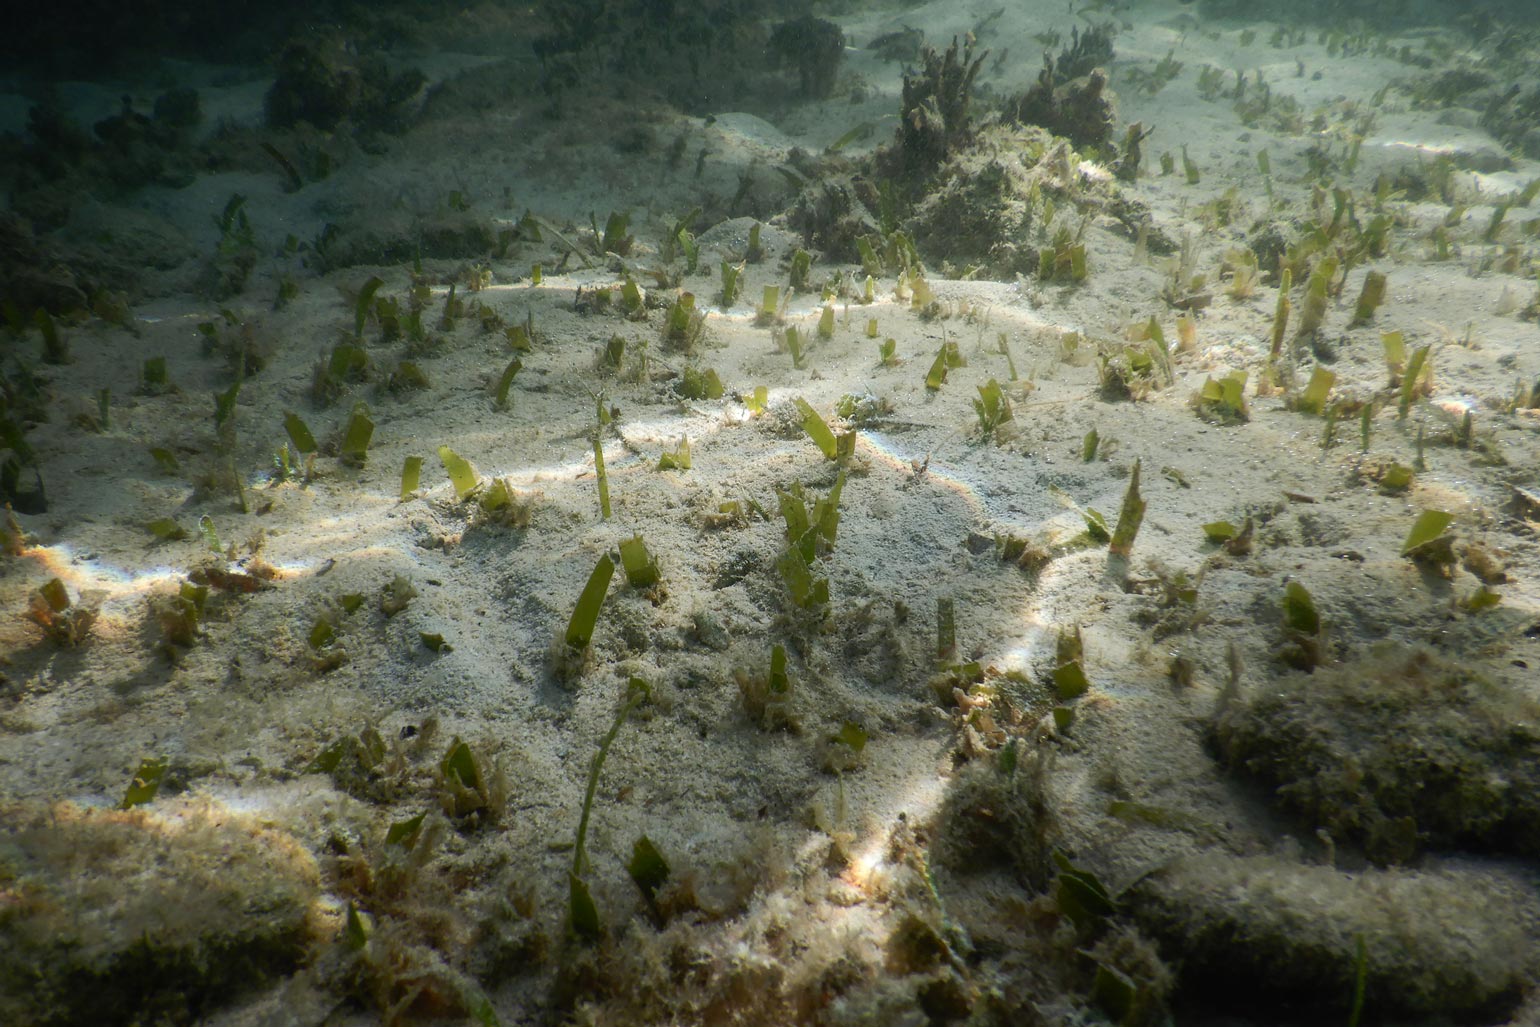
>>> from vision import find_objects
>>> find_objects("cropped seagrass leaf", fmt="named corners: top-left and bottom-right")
top-left (593, 436), bottom-right (611, 519)
top-left (657, 436), bottom-right (691, 471)
top-left (619, 535), bottom-right (660, 589)
top-left (198, 514), bottom-right (221, 553)
top-left (937, 596), bottom-right (956, 663)
top-left (441, 738), bottom-right (484, 794)
top-left (400, 456), bottom-right (423, 500)
top-left (213, 380), bottom-right (240, 430)
top-left (121, 756), bottom-right (169, 809)
top-left (437, 445), bottom-right (480, 500)
top-left (284, 412), bottom-right (317, 454)
top-left (927, 343), bottom-right (953, 390)
top-left (1282, 580), bottom-right (1320, 636)
top-left (1053, 850), bottom-right (1116, 929)
top-left (340, 408), bottom-right (374, 462)
top-left (777, 549), bottom-right (827, 608)
top-left (1402, 509), bottom-right (1454, 561)
top-left (1054, 661), bottom-right (1090, 700)
top-left (1202, 520), bottom-right (1238, 542)
top-left (795, 397), bottom-right (838, 460)
top-left (150, 447), bottom-right (180, 474)
top-left (769, 643), bottom-right (790, 695)
top-left (627, 836), bottom-right (670, 900)
top-left (386, 812), bottom-right (427, 848)
top-left (146, 517), bottom-right (187, 541)
top-left (833, 721), bottom-right (868, 754)
top-left (1462, 586), bottom-right (1502, 612)
top-left (1399, 344), bottom-right (1431, 419)
top-left (494, 358), bottom-right (523, 410)
top-left (565, 553), bottom-right (616, 649)
top-left (569, 871), bottom-right (601, 942)
top-left (1380, 463), bottom-right (1413, 491)
top-left (355, 276), bottom-right (384, 338)
top-left (345, 902), bottom-right (372, 949)
top-left (1297, 367), bottom-right (1335, 415)
top-left (1109, 460), bottom-right (1146, 556)
top-left (1402, 509), bottom-right (1453, 554)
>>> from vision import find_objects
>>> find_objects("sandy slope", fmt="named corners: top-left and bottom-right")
top-left (2, 1), bottom-right (1538, 1024)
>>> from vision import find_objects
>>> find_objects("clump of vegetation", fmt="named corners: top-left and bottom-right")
top-left (202, 194), bottom-right (259, 299)
top-left (1010, 23), bottom-right (1119, 148)
top-left (437, 737), bottom-right (504, 825)
top-left (1038, 226), bottom-right (1089, 283)
top-left (1222, 247), bottom-right (1260, 298)
top-left (661, 292), bottom-right (705, 352)
top-left (380, 575), bottom-right (417, 617)
top-left (677, 367), bottom-right (722, 402)
top-left (474, 478), bottom-right (537, 529)
top-left (312, 342), bottom-right (369, 407)
top-left (1011, 60), bottom-right (1117, 150)
top-left (973, 379), bottom-right (1014, 441)
top-left (737, 643), bottom-right (798, 731)
top-left (1192, 371), bottom-right (1249, 424)
top-left (1212, 644), bottom-right (1540, 864)
top-left (773, 474), bottom-right (843, 619)
top-left (264, 39), bottom-right (425, 135)
top-left (194, 312), bottom-right (267, 381)
top-left (27, 577), bottom-right (98, 645)
top-left (906, 159), bottom-right (1038, 278)
top-left (152, 581), bottom-right (209, 652)
top-left (307, 724), bottom-right (399, 803)
top-left (2, 505), bottom-right (29, 555)
top-left (934, 739), bottom-right (1057, 887)
top-left (1097, 341), bottom-right (1166, 401)
top-left (889, 38), bottom-right (988, 181)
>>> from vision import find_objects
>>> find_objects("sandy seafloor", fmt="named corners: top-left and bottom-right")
top-left (2, 1), bottom-right (1540, 1025)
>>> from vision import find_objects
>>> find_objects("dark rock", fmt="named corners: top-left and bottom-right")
top-left (768, 16), bottom-right (845, 99)
top-left (1129, 851), bottom-right (1538, 1022)
top-left (1211, 644), bottom-right (1540, 863)
top-left (0, 799), bottom-right (321, 1027)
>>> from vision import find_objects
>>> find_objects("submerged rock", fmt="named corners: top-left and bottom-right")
top-left (0, 798), bottom-right (322, 1027)
top-left (1128, 851), bottom-right (1538, 1022)
top-left (1211, 644), bottom-right (1540, 864)
top-left (767, 17), bottom-right (845, 100)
